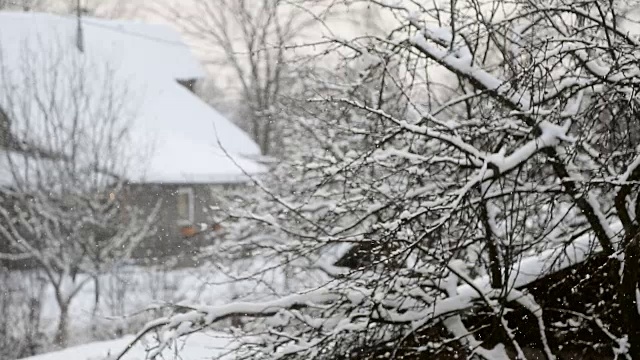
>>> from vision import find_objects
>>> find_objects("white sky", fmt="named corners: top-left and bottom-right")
top-left (30, 0), bottom-right (389, 106)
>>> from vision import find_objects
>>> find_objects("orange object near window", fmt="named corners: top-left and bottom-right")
top-left (180, 225), bottom-right (198, 238)
top-left (181, 224), bottom-right (222, 238)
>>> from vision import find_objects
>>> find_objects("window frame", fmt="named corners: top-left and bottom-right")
top-left (176, 187), bottom-right (195, 225)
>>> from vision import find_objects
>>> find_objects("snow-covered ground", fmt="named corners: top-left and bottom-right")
top-left (21, 332), bottom-right (233, 360)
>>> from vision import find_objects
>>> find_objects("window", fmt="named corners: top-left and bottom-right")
top-left (176, 187), bottom-right (194, 225)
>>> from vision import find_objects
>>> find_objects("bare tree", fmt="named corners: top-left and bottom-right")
top-left (0, 0), bottom-right (141, 18)
top-left (163, 0), bottom-right (328, 156)
top-left (66, 0), bottom-right (141, 19)
top-left (0, 269), bottom-right (46, 358)
top-left (0, 0), bottom-right (46, 11)
top-left (0, 37), bottom-right (157, 347)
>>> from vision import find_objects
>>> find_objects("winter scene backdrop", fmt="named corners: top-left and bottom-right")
top-left (2, 0), bottom-right (640, 359)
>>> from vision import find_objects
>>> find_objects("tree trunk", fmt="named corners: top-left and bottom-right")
top-left (54, 302), bottom-right (69, 348)
top-left (620, 232), bottom-right (640, 359)
top-left (480, 201), bottom-right (502, 289)
top-left (91, 275), bottom-right (100, 337)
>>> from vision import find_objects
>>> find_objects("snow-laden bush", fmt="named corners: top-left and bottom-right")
top-left (119, 1), bottom-right (640, 359)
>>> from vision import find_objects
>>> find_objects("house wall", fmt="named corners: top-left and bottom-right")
top-left (0, 182), bottom-right (244, 269)
top-left (122, 183), bottom-right (241, 264)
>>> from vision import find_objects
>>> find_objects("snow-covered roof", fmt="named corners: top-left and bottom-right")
top-left (0, 12), bottom-right (264, 185)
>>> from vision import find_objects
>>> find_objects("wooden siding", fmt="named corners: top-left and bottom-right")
top-left (122, 183), bottom-right (232, 263)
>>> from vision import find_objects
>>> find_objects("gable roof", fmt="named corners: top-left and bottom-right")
top-left (0, 12), bottom-right (264, 185)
